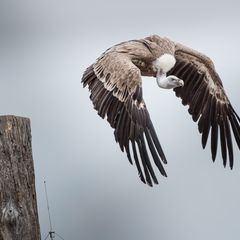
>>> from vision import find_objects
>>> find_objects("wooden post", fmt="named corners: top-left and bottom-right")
top-left (0, 116), bottom-right (40, 240)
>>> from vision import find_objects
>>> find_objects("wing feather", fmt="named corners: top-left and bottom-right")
top-left (168, 43), bottom-right (240, 167)
top-left (82, 52), bottom-right (167, 186)
top-left (131, 140), bottom-right (146, 183)
top-left (229, 112), bottom-right (240, 149)
top-left (219, 121), bottom-right (227, 166)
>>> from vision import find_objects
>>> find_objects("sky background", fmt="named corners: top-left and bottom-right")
top-left (1, 0), bottom-right (240, 239)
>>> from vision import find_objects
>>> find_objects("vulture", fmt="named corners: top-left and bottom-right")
top-left (82, 34), bottom-right (240, 186)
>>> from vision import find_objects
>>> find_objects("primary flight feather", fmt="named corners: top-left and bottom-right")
top-left (82, 35), bottom-right (240, 186)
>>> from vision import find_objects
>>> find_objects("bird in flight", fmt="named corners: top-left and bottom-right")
top-left (82, 35), bottom-right (240, 186)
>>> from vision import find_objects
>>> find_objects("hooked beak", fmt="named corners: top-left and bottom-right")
top-left (178, 79), bottom-right (184, 87)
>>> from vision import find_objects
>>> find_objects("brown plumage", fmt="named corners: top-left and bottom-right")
top-left (81, 35), bottom-right (240, 186)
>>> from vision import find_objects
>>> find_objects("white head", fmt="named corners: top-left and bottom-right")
top-left (153, 54), bottom-right (184, 89)
top-left (157, 75), bottom-right (184, 89)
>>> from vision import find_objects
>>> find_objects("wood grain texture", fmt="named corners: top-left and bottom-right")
top-left (0, 116), bottom-right (40, 240)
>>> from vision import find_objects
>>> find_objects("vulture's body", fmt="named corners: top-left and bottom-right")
top-left (82, 35), bottom-right (240, 186)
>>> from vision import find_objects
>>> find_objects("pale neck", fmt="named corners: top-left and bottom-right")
top-left (156, 71), bottom-right (169, 89)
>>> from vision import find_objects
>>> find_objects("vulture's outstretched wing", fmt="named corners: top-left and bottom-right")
top-left (82, 52), bottom-right (167, 186)
top-left (168, 43), bottom-right (240, 168)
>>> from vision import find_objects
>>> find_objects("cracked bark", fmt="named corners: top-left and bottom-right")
top-left (0, 116), bottom-right (40, 240)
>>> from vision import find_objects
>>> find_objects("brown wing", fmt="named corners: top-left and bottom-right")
top-left (168, 43), bottom-right (240, 168)
top-left (82, 52), bottom-right (167, 186)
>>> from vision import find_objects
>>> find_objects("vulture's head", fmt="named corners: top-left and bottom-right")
top-left (153, 53), bottom-right (184, 89)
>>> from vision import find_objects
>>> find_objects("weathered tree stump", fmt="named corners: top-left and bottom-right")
top-left (0, 116), bottom-right (40, 240)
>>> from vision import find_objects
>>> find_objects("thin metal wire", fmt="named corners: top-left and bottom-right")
top-left (43, 233), bottom-right (50, 240)
top-left (44, 181), bottom-right (53, 232)
top-left (43, 181), bottom-right (66, 240)
top-left (55, 232), bottom-right (65, 240)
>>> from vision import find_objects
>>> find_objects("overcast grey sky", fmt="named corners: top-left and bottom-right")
top-left (1, 0), bottom-right (240, 239)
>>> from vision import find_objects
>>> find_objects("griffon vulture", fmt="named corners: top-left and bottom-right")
top-left (82, 35), bottom-right (240, 186)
